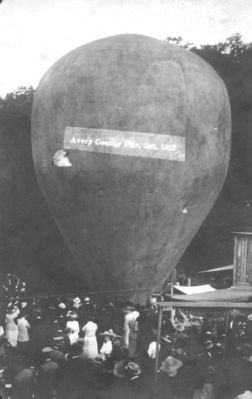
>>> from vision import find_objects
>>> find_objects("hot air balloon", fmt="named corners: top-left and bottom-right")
top-left (31, 34), bottom-right (231, 303)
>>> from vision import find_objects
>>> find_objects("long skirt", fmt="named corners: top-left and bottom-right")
top-left (6, 328), bottom-right (18, 347)
top-left (82, 336), bottom-right (98, 359)
top-left (128, 336), bottom-right (137, 359)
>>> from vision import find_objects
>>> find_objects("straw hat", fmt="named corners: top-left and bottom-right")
top-left (53, 336), bottom-right (64, 341)
top-left (160, 356), bottom-right (183, 377)
top-left (161, 335), bottom-right (172, 343)
top-left (99, 329), bottom-right (121, 338)
top-left (124, 362), bottom-right (141, 376)
top-left (41, 347), bottom-right (53, 353)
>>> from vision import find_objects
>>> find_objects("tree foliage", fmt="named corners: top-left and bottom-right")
top-left (0, 86), bottom-right (35, 128)
top-left (165, 35), bottom-right (193, 49)
top-left (166, 33), bottom-right (252, 271)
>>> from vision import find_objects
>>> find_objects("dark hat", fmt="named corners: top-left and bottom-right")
top-left (124, 362), bottom-right (141, 376)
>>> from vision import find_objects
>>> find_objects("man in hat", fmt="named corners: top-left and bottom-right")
top-left (160, 355), bottom-right (183, 377)
top-left (113, 360), bottom-right (141, 380)
top-left (73, 297), bottom-right (82, 310)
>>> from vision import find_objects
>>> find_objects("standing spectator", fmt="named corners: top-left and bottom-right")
top-left (123, 310), bottom-right (134, 351)
top-left (81, 315), bottom-right (98, 359)
top-left (17, 312), bottom-right (31, 354)
top-left (5, 305), bottom-right (20, 347)
top-left (128, 311), bottom-right (140, 359)
top-left (66, 311), bottom-right (79, 345)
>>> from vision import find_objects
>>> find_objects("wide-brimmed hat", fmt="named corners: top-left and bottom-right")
top-left (161, 334), bottom-right (172, 343)
top-left (58, 302), bottom-right (66, 310)
top-left (124, 362), bottom-right (141, 376)
top-left (41, 347), bottom-right (53, 353)
top-left (53, 336), bottom-right (64, 342)
top-left (160, 356), bottom-right (183, 376)
top-left (99, 329), bottom-right (121, 338)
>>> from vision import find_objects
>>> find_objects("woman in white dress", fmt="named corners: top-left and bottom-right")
top-left (81, 316), bottom-right (98, 359)
top-left (5, 305), bottom-right (20, 347)
top-left (66, 311), bottom-right (80, 345)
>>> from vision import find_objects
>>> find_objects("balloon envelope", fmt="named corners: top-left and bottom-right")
top-left (31, 34), bottom-right (231, 302)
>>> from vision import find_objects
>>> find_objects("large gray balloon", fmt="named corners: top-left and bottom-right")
top-left (31, 34), bottom-right (231, 303)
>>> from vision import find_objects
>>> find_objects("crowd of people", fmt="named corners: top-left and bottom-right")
top-left (0, 292), bottom-right (145, 399)
top-left (0, 274), bottom-right (252, 398)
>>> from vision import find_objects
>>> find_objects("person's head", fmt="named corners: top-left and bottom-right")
top-left (88, 314), bottom-right (95, 322)
top-left (131, 311), bottom-right (140, 321)
top-left (67, 311), bottom-right (78, 320)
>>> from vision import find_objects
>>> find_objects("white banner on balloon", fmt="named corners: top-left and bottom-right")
top-left (64, 126), bottom-right (185, 161)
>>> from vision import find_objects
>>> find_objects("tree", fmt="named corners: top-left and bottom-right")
top-left (0, 86), bottom-right (35, 128)
top-left (164, 36), bottom-right (193, 49)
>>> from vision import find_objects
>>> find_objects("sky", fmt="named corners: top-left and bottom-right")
top-left (1, 0), bottom-right (252, 97)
